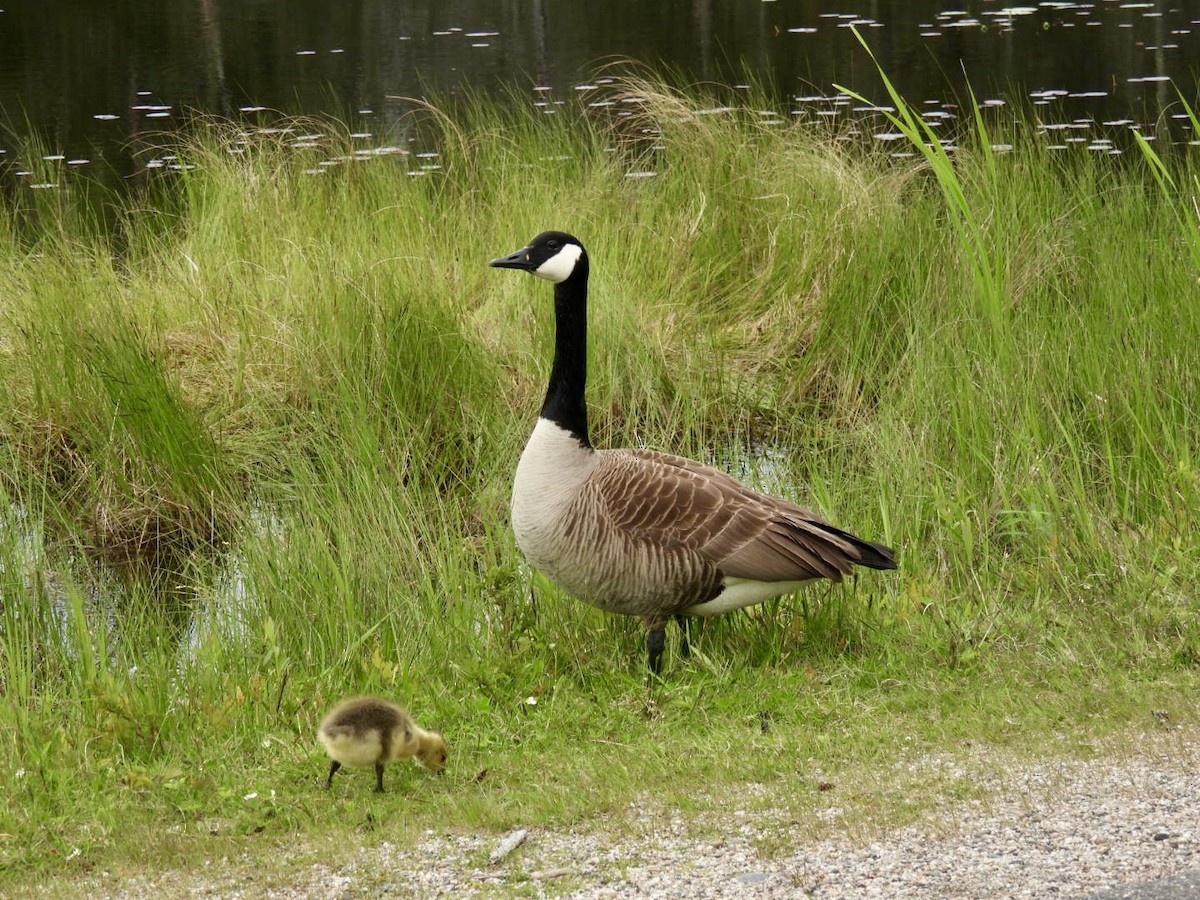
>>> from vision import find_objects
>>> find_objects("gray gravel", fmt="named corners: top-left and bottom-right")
top-left (75, 728), bottom-right (1199, 899)
top-left (1087, 869), bottom-right (1200, 900)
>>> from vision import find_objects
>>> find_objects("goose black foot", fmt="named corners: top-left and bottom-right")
top-left (325, 760), bottom-right (341, 790)
top-left (674, 614), bottom-right (692, 658)
top-left (374, 762), bottom-right (386, 793)
top-left (647, 627), bottom-right (666, 675)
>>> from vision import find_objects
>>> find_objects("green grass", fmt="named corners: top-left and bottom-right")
top-left (0, 72), bottom-right (1198, 891)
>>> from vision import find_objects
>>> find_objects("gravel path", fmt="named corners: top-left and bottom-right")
top-left (74, 727), bottom-right (1198, 899)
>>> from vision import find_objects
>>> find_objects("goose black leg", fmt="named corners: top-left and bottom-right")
top-left (325, 760), bottom-right (341, 790)
top-left (374, 762), bottom-right (387, 793)
top-left (674, 614), bottom-right (692, 659)
top-left (647, 626), bottom-right (666, 675)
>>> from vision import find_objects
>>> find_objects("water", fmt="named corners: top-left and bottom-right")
top-left (2, 0), bottom-right (1199, 188)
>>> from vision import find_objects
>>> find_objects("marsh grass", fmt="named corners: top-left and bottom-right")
top-left (0, 71), bottom-right (1198, 887)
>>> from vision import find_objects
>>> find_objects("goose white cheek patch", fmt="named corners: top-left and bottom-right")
top-left (534, 243), bottom-right (583, 282)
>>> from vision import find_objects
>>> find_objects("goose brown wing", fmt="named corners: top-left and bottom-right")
top-left (598, 448), bottom-right (854, 583)
top-left (624, 449), bottom-right (824, 518)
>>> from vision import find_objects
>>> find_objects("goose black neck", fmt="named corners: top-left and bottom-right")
top-left (541, 267), bottom-right (591, 448)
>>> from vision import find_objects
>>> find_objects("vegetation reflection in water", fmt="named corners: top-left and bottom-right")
top-left (3, 0), bottom-right (1199, 192)
top-left (0, 72), bottom-right (1197, 886)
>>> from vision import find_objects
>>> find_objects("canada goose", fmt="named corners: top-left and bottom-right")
top-left (489, 231), bottom-right (897, 675)
top-left (317, 696), bottom-right (447, 793)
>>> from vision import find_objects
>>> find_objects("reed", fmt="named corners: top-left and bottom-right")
top-left (0, 72), bottom-right (1196, 885)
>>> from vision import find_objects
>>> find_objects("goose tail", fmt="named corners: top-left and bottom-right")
top-left (817, 524), bottom-right (898, 571)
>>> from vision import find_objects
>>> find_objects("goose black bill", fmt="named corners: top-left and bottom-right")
top-left (489, 247), bottom-right (533, 270)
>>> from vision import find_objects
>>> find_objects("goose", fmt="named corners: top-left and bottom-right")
top-left (489, 230), bottom-right (897, 675)
top-left (318, 696), bottom-right (447, 793)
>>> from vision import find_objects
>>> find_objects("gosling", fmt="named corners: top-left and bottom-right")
top-left (317, 696), bottom-right (448, 793)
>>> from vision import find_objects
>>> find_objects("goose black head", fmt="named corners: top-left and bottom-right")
top-left (489, 231), bottom-right (587, 284)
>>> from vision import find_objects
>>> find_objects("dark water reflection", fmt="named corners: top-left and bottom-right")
top-left (1, 1), bottom-right (1198, 186)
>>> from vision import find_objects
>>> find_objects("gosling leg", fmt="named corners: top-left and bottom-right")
top-left (325, 760), bottom-right (341, 790)
top-left (374, 762), bottom-right (386, 793)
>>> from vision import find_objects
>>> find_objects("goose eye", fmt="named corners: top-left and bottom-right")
top-left (547, 239), bottom-right (559, 249)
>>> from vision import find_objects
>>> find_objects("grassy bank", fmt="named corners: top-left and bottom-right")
top-left (0, 75), bottom-right (1197, 888)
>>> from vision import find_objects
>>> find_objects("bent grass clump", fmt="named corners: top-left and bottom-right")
top-left (0, 72), bottom-right (1197, 889)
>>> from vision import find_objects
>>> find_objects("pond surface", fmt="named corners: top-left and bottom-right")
top-left (1, 0), bottom-right (1199, 184)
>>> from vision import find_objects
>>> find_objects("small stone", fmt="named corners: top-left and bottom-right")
top-left (735, 872), bottom-right (771, 884)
